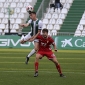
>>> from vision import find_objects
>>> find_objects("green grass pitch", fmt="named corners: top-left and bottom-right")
top-left (0, 49), bottom-right (85, 85)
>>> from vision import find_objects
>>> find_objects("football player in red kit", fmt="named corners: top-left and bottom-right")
top-left (30, 29), bottom-right (66, 77)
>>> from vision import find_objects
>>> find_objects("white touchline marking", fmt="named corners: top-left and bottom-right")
top-left (0, 62), bottom-right (84, 64)
top-left (0, 50), bottom-right (85, 54)
top-left (0, 71), bottom-right (85, 75)
top-left (0, 53), bottom-right (26, 54)
top-left (0, 57), bottom-right (85, 60)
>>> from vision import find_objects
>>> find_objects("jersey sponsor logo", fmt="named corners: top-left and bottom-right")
top-left (41, 42), bottom-right (47, 46)
top-left (49, 48), bottom-right (52, 50)
top-left (47, 41), bottom-right (49, 43)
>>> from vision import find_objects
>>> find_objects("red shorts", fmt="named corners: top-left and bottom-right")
top-left (37, 50), bottom-right (56, 60)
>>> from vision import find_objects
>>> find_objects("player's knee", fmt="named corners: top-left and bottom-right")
top-left (34, 48), bottom-right (38, 52)
top-left (35, 56), bottom-right (39, 61)
top-left (34, 44), bottom-right (39, 51)
top-left (53, 60), bottom-right (59, 66)
top-left (20, 40), bottom-right (25, 44)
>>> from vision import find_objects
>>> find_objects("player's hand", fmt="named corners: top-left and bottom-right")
top-left (54, 49), bottom-right (57, 52)
top-left (20, 39), bottom-right (26, 44)
top-left (19, 24), bottom-right (25, 27)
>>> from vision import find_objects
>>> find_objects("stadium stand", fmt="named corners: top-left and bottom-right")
top-left (0, 0), bottom-right (37, 34)
top-left (0, 0), bottom-right (85, 36)
top-left (42, 0), bottom-right (73, 35)
top-left (59, 0), bottom-right (85, 36)
top-left (42, 0), bottom-right (85, 36)
top-left (75, 11), bottom-right (85, 36)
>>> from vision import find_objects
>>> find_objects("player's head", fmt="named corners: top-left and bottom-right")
top-left (42, 29), bottom-right (48, 38)
top-left (29, 11), bottom-right (37, 20)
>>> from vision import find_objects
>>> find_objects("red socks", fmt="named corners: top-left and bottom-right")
top-left (56, 64), bottom-right (62, 74)
top-left (35, 62), bottom-right (39, 72)
top-left (35, 62), bottom-right (62, 74)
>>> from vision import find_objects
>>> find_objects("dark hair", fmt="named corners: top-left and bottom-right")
top-left (30, 11), bottom-right (36, 15)
top-left (42, 29), bottom-right (48, 33)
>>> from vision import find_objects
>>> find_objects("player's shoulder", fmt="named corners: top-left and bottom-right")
top-left (38, 20), bottom-right (43, 24)
top-left (28, 19), bottom-right (32, 23)
top-left (28, 19), bottom-right (32, 21)
top-left (48, 35), bottom-right (53, 39)
top-left (37, 34), bottom-right (43, 38)
top-left (48, 35), bottom-right (54, 41)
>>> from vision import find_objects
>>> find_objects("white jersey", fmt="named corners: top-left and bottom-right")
top-left (20, 19), bottom-right (43, 42)
top-left (28, 19), bottom-right (43, 36)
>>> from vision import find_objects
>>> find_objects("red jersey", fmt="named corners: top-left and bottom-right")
top-left (36, 35), bottom-right (55, 52)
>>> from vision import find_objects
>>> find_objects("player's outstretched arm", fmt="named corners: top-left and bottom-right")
top-left (33, 30), bottom-right (41, 38)
top-left (19, 23), bottom-right (29, 27)
top-left (29, 30), bottom-right (41, 42)
top-left (28, 36), bottom-right (35, 42)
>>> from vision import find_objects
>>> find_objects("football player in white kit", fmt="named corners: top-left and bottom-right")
top-left (20, 11), bottom-right (43, 64)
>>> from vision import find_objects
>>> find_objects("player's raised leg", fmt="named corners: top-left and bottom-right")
top-left (20, 32), bottom-right (31, 44)
top-left (25, 49), bottom-right (36, 64)
top-left (25, 41), bottom-right (39, 64)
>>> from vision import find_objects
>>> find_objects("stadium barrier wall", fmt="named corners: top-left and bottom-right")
top-left (0, 35), bottom-right (85, 49)
top-left (0, 35), bottom-right (34, 48)
top-left (55, 36), bottom-right (85, 50)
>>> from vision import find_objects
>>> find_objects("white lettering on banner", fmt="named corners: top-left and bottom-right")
top-left (21, 43), bottom-right (30, 47)
top-left (83, 42), bottom-right (85, 47)
top-left (0, 39), bottom-right (34, 47)
top-left (21, 42), bottom-right (32, 47)
top-left (75, 39), bottom-right (82, 47)
top-left (75, 39), bottom-right (85, 47)
top-left (7, 39), bottom-right (10, 46)
top-left (0, 39), bottom-right (7, 46)
top-left (20, 39), bottom-right (34, 47)
top-left (61, 38), bottom-right (85, 48)
top-left (61, 38), bottom-right (73, 47)
top-left (11, 39), bottom-right (20, 46)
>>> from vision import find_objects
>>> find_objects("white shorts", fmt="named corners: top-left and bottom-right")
top-left (20, 32), bottom-right (39, 42)
top-left (24, 33), bottom-right (31, 41)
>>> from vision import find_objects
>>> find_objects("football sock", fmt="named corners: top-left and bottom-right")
top-left (56, 64), bottom-right (62, 74)
top-left (27, 49), bottom-right (36, 58)
top-left (35, 62), bottom-right (39, 72)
